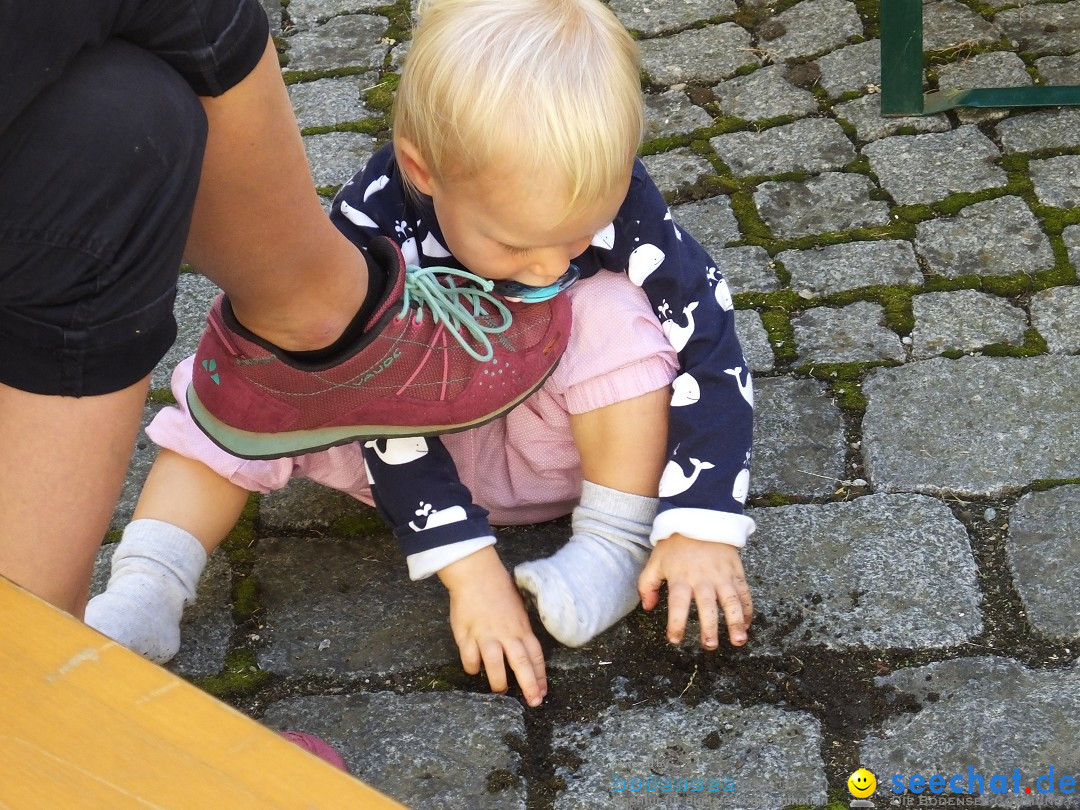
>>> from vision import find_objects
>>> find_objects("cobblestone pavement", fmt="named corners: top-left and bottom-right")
top-left (93, 1), bottom-right (1080, 808)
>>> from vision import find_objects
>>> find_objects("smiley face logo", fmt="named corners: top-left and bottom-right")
top-left (848, 768), bottom-right (877, 798)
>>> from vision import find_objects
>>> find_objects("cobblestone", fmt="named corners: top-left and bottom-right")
top-left (910, 290), bottom-right (1029, 359)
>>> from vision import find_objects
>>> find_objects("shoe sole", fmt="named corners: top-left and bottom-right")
top-left (186, 357), bottom-right (561, 460)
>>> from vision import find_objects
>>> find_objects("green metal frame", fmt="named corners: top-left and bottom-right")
top-left (879, 0), bottom-right (1080, 116)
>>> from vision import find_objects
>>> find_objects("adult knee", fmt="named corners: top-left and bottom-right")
top-left (51, 40), bottom-right (208, 216)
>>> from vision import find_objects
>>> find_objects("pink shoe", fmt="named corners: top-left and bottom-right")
top-left (187, 236), bottom-right (570, 459)
top-left (278, 731), bottom-right (349, 772)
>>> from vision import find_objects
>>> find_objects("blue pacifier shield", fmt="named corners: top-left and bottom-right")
top-left (492, 264), bottom-right (581, 303)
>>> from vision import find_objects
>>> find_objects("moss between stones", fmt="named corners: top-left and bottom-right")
top-left (705, 116), bottom-right (753, 136)
top-left (282, 65), bottom-right (378, 86)
top-left (362, 72), bottom-right (400, 111)
top-left (770, 257), bottom-right (793, 287)
top-left (747, 492), bottom-right (796, 508)
top-left (145, 388), bottom-right (177, 406)
top-left (330, 508), bottom-right (386, 537)
top-left (427, 662), bottom-right (476, 692)
top-left (822, 286), bottom-right (917, 335)
top-left (1028, 477), bottom-right (1080, 492)
top-left (832, 378), bottom-right (868, 411)
top-left (231, 576), bottom-right (260, 625)
top-left (221, 493), bottom-right (259, 557)
top-left (759, 309), bottom-right (799, 365)
top-left (843, 154), bottom-right (872, 175)
top-left (300, 119), bottom-right (387, 138)
top-left (640, 134), bottom-right (693, 157)
top-left (922, 270), bottom-right (1071, 297)
top-left (850, 0), bottom-right (881, 34)
top-left (377, 1), bottom-right (414, 42)
top-left (799, 361), bottom-right (897, 412)
top-left (1038, 203), bottom-right (1080, 237)
top-left (979, 327), bottom-right (1048, 358)
top-left (891, 203), bottom-right (935, 224)
top-left (835, 117), bottom-right (859, 141)
top-left (729, 190), bottom-right (774, 242)
top-left (934, 187), bottom-right (1012, 217)
top-left (198, 648), bottom-right (270, 699)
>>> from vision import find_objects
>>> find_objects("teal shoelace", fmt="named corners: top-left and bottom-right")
top-left (398, 265), bottom-right (513, 362)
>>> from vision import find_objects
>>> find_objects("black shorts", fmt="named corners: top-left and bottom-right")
top-left (0, 0), bottom-right (270, 396)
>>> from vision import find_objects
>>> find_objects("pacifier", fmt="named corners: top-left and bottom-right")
top-left (491, 264), bottom-right (581, 303)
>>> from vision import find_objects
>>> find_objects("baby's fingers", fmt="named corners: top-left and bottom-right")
top-left (457, 636), bottom-right (482, 676)
top-left (719, 582), bottom-right (750, 646)
top-left (479, 638), bottom-right (509, 695)
top-left (664, 580), bottom-right (693, 645)
top-left (504, 635), bottom-right (548, 708)
top-left (693, 584), bottom-right (721, 650)
top-left (637, 560), bottom-right (664, 611)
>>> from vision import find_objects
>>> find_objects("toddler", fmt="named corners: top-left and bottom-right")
top-left (87, 0), bottom-right (756, 709)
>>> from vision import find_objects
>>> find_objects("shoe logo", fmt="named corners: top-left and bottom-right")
top-left (201, 358), bottom-right (221, 385)
top-left (358, 349), bottom-right (401, 386)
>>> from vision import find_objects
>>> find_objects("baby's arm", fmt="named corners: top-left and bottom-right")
top-left (360, 439), bottom-right (547, 707)
top-left (571, 388), bottom-right (752, 648)
top-left (638, 534), bottom-right (753, 648)
top-left (436, 547), bottom-right (547, 707)
top-left (588, 163), bottom-right (756, 647)
top-left (333, 148), bottom-right (546, 703)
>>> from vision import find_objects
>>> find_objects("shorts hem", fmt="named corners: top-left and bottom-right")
top-left (0, 289), bottom-right (177, 396)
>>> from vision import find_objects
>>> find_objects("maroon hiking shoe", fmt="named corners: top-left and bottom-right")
top-left (187, 237), bottom-right (570, 459)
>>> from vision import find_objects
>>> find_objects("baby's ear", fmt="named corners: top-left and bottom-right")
top-left (394, 137), bottom-right (436, 195)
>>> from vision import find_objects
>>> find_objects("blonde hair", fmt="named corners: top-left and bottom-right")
top-left (394, 0), bottom-right (643, 211)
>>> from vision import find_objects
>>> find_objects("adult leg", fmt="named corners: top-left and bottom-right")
top-left (184, 38), bottom-right (370, 352)
top-left (0, 379), bottom-right (148, 615)
top-left (0, 41), bottom-right (208, 614)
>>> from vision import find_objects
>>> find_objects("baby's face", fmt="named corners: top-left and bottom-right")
top-left (426, 164), bottom-right (630, 287)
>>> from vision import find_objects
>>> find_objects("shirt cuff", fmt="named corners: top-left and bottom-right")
top-left (650, 508), bottom-right (756, 548)
top-left (405, 535), bottom-right (497, 580)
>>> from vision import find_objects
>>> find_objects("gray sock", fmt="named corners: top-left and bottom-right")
top-left (514, 481), bottom-right (657, 647)
top-left (84, 519), bottom-right (207, 664)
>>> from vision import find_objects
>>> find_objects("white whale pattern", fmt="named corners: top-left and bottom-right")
top-left (670, 373), bottom-right (701, 407)
top-left (339, 199), bottom-right (378, 229)
top-left (732, 450), bottom-right (751, 504)
top-left (408, 503), bottom-right (469, 533)
top-left (628, 243), bottom-right (665, 286)
top-left (421, 231), bottom-right (452, 257)
top-left (659, 457), bottom-right (716, 497)
top-left (723, 366), bottom-right (753, 407)
top-left (664, 209), bottom-right (683, 241)
top-left (363, 437), bottom-right (429, 465)
top-left (713, 277), bottom-right (734, 311)
top-left (662, 301), bottom-right (699, 353)
top-left (363, 175), bottom-right (390, 201)
top-left (591, 222), bottom-right (615, 250)
top-left (732, 468), bottom-right (750, 504)
top-left (400, 236), bottom-right (420, 267)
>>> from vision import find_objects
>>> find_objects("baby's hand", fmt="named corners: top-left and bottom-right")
top-left (638, 534), bottom-right (753, 650)
top-left (437, 546), bottom-right (548, 707)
